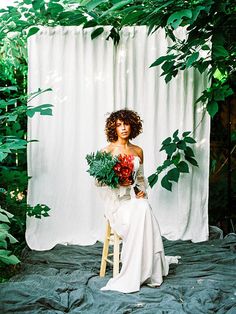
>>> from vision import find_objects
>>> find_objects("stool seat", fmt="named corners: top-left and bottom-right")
top-left (100, 220), bottom-right (122, 277)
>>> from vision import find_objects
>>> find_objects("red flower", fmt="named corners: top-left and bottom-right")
top-left (113, 154), bottom-right (134, 184)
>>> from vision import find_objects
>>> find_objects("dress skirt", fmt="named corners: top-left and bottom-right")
top-left (101, 198), bottom-right (174, 293)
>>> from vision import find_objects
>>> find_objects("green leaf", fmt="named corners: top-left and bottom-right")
top-left (177, 161), bottom-right (189, 173)
top-left (26, 204), bottom-right (51, 219)
top-left (201, 45), bottom-right (210, 51)
top-left (0, 152), bottom-right (8, 162)
top-left (0, 86), bottom-right (17, 93)
top-left (190, 5), bottom-right (206, 23)
top-left (156, 166), bottom-right (163, 174)
top-left (47, 3), bottom-right (64, 15)
top-left (172, 153), bottom-right (180, 165)
top-left (184, 137), bottom-right (196, 144)
top-left (182, 131), bottom-right (191, 137)
top-left (177, 140), bottom-right (186, 150)
top-left (0, 240), bottom-right (7, 249)
top-left (40, 108), bottom-right (52, 115)
top-left (150, 55), bottom-right (175, 68)
top-left (207, 101), bottom-right (218, 117)
top-left (0, 250), bottom-right (20, 265)
top-left (161, 137), bottom-right (171, 146)
top-left (27, 27), bottom-right (40, 38)
top-left (213, 69), bottom-right (227, 82)
top-left (173, 129), bottom-right (179, 138)
top-left (7, 233), bottom-right (18, 244)
top-left (0, 223), bottom-right (9, 232)
top-left (213, 45), bottom-right (229, 57)
top-left (185, 156), bottom-right (198, 167)
top-left (167, 9), bottom-right (192, 29)
top-left (162, 61), bottom-right (175, 73)
top-left (91, 27), bottom-right (104, 40)
top-left (163, 159), bottom-right (173, 168)
top-left (173, 136), bottom-right (180, 143)
top-left (86, 0), bottom-right (107, 11)
top-left (197, 61), bottom-right (210, 74)
top-left (32, 0), bottom-right (44, 10)
top-left (150, 57), bottom-right (166, 67)
top-left (100, 0), bottom-right (132, 17)
top-left (161, 176), bottom-right (172, 191)
top-left (186, 52), bottom-right (199, 68)
top-left (121, 10), bottom-right (145, 26)
top-left (166, 167), bottom-right (180, 182)
top-left (148, 173), bottom-right (158, 188)
top-left (7, 115), bottom-right (18, 122)
top-left (184, 146), bottom-right (194, 157)
top-left (165, 143), bottom-right (177, 156)
top-left (26, 104), bottom-right (53, 117)
top-left (165, 73), bottom-right (173, 83)
top-left (0, 213), bottom-right (10, 223)
top-left (83, 20), bottom-right (98, 28)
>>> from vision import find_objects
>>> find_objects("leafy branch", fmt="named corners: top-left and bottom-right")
top-left (0, 87), bottom-right (53, 162)
top-left (26, 204), bottom-right (51, 218)
top-left (79, 0), bottom-right (236, 117)
top-left (0, 207), bottom-right (20, 266)
top-left (148, 130), bottom-right (198, 191)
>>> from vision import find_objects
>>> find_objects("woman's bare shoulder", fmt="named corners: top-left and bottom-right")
top-left (131, 144), bottom-right (143, 163)
top-left (101, 144), bottom-right (112, 153)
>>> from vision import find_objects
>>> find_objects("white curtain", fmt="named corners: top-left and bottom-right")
top-left (26, 26), bottom-right (210, 250)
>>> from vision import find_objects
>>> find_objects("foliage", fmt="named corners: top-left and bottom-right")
top-left (0, 2), bottom-right (55, 273)
top-left (0, 207), bottom-right (20, 266)
top-left (0, 86), bottom-right (53, 162)
top-left (0, 85), bottom-right (53, 268)
top-left (26, 204), bottom-right (51, 218)
top-left (86, 151), bottom-right (119, 188)
top-left (77, 0), bottom-right (236, 118)
top-left (1, 1), bottom-right (235, 119)
top-left (148, 130), bottom-right (198, 191)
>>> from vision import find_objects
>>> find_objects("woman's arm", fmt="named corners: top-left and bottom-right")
top-left (134, 147), bottom-right (147, 199)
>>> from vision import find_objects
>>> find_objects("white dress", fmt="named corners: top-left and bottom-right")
top-left (97, 156), bottom-right (180, 293)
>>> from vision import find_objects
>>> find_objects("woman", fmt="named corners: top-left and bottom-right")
top-left (97, 109), bottom-right (179, 293)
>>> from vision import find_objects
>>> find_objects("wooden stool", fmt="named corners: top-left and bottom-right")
top-left (100, 220), bottom-right (121, 277)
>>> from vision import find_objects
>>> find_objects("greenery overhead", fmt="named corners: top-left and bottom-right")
top-left (1, 0), bottom-right (235, 117)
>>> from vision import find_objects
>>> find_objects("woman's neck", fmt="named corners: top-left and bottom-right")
top-left (112, 139), bottom-right (130, 148)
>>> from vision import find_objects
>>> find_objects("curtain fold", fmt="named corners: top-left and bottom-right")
top-left (27, 26), bottom-right (210, 250)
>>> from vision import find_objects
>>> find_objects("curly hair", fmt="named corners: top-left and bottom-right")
top-left (105, 109), bottom-right (143, 142)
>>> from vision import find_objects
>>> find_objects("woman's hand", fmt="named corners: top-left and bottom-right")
top-left (120, 178), bottom-right (133, 186)
top-left (135, 190), bottom-right (145, 199)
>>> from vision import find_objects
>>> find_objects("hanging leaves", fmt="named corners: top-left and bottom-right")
top-left (148, 129), bottom-right (198, 191)
top-left (27, 26), bottom-right (40, 38)
top-left (185, 52), bottom-right (199, 68)
top-left (148, 173), bottom-right (158, 188)
top-left (91, 27), bottom-right (104, 39)
top-left (167, 9), bottom-right (192, 29)
top-left (85, 0), bottom-right (106, 12)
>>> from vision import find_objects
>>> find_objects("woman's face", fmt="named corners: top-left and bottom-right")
top-left (115, 119), bottom-right (131, 140)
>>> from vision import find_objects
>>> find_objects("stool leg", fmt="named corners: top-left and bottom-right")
top-left (100, 222), bottom-right (111, 277)
top-left (113, 232), bottom-right (120, 277)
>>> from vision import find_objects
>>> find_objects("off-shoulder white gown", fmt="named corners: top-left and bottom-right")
top-left (97, 156), bottom-right (179, 293)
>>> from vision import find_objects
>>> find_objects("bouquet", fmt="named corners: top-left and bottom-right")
top-left (86, 151), bottom-right (135, 189)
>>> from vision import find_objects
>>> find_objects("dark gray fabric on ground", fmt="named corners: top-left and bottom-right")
top-left (0, 235), bottom-right (236, 314)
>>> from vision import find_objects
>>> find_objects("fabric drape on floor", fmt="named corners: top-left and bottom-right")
top-left (27, 26), bottom-right (210, 250)
top-left (1, 235), bottom-right (236, 313)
